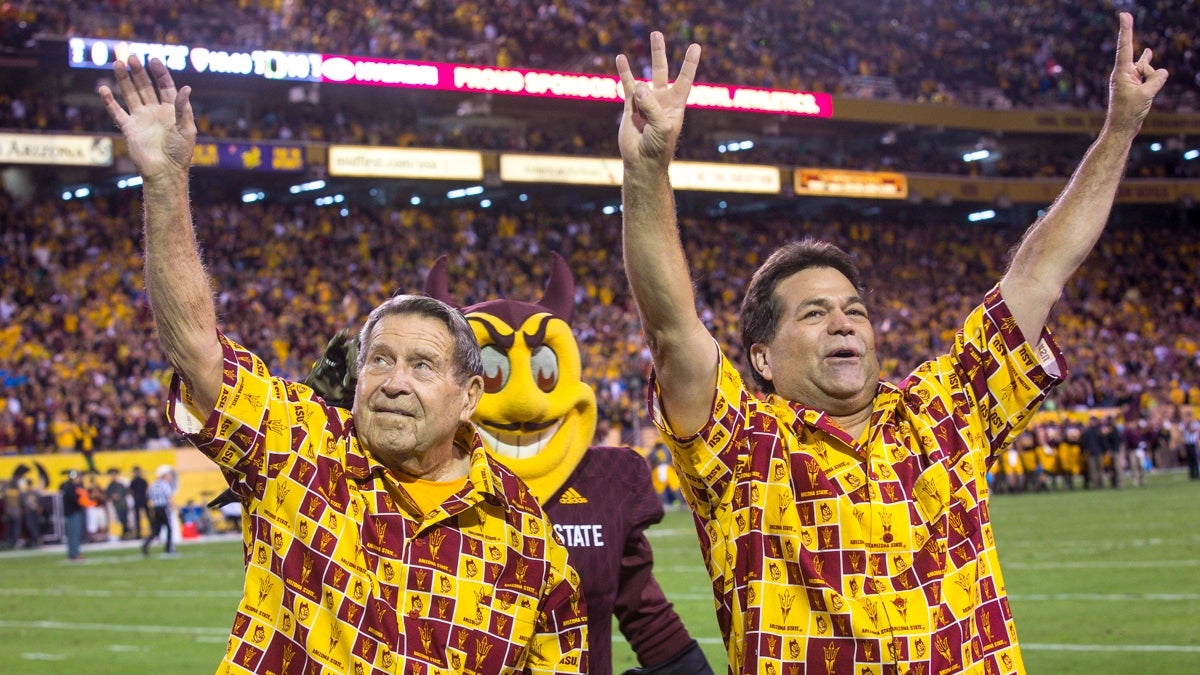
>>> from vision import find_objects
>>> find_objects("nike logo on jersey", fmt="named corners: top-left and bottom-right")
top-left (554, 523), bottom-right (604, 548)
top-left (558, 488), bottom-right (588, 504)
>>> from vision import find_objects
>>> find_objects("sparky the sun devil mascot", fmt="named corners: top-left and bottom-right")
top-left (424, 253), bottom-right (710, 675)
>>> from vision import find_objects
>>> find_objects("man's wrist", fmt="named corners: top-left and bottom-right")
top-left (622, 162), bottom-right (672, 190)
top-left (140, 170), bottom-right (190, 194)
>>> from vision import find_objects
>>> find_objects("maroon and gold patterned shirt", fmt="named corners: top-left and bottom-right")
top-left (649, 287), bottom-right (1066, 675)
top-left (167, 333), bottom-right (588, 674)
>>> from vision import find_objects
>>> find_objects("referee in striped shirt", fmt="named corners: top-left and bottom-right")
top-left (141, 465), bottom-right (176, 556)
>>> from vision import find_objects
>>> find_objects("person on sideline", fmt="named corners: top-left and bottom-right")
top-left (105, 468), bottom-right (131, 540)
top-left (59, 470), bottom-right (92, 561)
top-left (140, 464), bottom-right (176, 556)
top-left (98, 55), bottom-right (587, 674)
top-left (128, 465), bottom-right (149, 538)
top-left (616, 13), bottom-right (1165, 674)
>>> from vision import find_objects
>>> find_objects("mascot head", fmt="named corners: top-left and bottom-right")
top-left (425, 253), bottom-right (596, 504)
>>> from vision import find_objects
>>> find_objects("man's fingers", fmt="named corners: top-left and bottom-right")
top-left (176, 85), bottom-right (196, 135)
top-left (149, 59), bottom-right (177, 104)
top-left (674, 43), bottom-right (702, 93)
top-left (128, 55), bottom-right (160, 108)
top-left (616, 54), bottom-right (637, 100)
top-left (1116, 12), bottom-right (1133, 66)
top-left (97, 85), bottom-right (128, 126)
top-left (650, 31), bottom-right (668, 89)
top-left (1136, 48), bottom-right (1152, 70)
top-left (113, 59), bottom-right (141, 110)
top-left (632, 82), bottom-right (664, 125)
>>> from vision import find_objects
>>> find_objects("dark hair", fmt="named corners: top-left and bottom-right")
top-left (739, 238), bottom-right (865, 394)
top-left (357, 294), bottom-right (483, 383)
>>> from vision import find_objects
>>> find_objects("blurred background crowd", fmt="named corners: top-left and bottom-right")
top-left (2, 192), bottom-right (1196, 457)
top-left (0, 0), bottom-right (1197, 500)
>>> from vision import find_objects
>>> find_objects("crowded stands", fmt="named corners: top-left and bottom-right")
top-left (1, 2), bottom-right (1197, 494)
top-left (16, 1), bottom-right (1200, 111)
top-left (1, 189), bottom-right (1197, 458)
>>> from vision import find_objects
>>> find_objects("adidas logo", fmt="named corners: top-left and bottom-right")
top-left (558, 488), bottom-right (588, 504)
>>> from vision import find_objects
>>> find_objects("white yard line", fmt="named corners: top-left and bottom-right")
top-left (0, 619), bottom-right (228, 636)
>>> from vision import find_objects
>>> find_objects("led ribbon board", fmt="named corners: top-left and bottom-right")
top-left (68, 38), bottom-right (832, 118)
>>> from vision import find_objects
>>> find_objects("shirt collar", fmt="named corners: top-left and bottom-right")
top-left (342, 420), bottom-right (507, 506)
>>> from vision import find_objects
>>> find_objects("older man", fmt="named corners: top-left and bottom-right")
top-left (99, 56), bottom-right (587, 674)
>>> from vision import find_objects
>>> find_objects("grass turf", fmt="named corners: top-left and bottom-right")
top-left (1, 471), bottom-right (1197, 673)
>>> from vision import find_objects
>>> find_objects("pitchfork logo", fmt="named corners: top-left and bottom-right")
top-left (779, 589), bottom-right (795, 621)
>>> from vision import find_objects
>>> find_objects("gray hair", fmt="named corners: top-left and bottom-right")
top-left (357, 294), bottom-right (483, 383)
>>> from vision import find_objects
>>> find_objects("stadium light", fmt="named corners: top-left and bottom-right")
top-left (1149, 142), bottom-right (1163, 152)
top-left (314, 194), bottom-right (345, 206)
top-left (519, 193), bottom-right (529, 202)
top-left (967, 209), bottom-right (996, 222)
top-left (480, 199), bottom-right (492, 208)
top-left (602, 205), bottom-right (616, 215)
top-left (288, 179), bottom-right (326, 194)
top-left (410, 195), bottom-right (422, 206)
top-left (1184, 149), bottom-right (1200, 161)
top-left (117, 175), bottom-right (143, 189)
top-left (718, 140), bottom-right (755, 154)
top-left (962, 149), bottom-right (990, 162)
top-left (242, 191), bottom-right (265, 203)
top-left (446, 185), bottom-right (484, 199)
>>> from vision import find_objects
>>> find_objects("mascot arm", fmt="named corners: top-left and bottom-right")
top-left (613, 449), bottom-right (714, 674)
top-left (207, 329), bottom-right (358, 510)
top-left (614, 532), bottom-right (713, 674)
top-left (303, 328), bottom-right (358, 409)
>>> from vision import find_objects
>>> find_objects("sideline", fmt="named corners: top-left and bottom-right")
top-left (0, 531), bottom-right (242, 560)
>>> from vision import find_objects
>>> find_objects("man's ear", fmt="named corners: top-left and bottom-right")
top-left (460, 375), bottom-right (484, 423)
top-left (750, 343), bottom-right (772, 382)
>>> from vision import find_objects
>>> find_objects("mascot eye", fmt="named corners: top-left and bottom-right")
top-left (480, 345), bottom-right (510, 394)
top-left (530, 345), bottom-right (559, 393)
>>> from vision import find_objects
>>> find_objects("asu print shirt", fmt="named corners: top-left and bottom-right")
top-left (649, 286), bottom-right (1067, 675)
top-left (167, 332), bottom-right (589, 675)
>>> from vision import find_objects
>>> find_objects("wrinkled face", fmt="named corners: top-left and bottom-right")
top-left (467, 309), bottom-right (594, 503)
top-left (750, 267), bottom-right (879, 416)
top-left (352, 314), bottom-right (481, 474)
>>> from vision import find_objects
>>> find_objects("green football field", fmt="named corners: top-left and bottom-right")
top-left (2, 471), bottom-right (1198, 674)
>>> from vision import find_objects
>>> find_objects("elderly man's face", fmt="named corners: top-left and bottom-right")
top-left (352, 313), bottom-right (481, 475)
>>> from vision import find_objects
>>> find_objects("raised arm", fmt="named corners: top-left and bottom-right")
top-left (1000, 12), bottom-right (1168, 341)
top-left (99, 57), bottom-right (222, 415)
top-left (617, 33), bottom-right (717, 436)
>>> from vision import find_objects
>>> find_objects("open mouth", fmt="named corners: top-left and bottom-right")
top-left (477, 419), bottom-right (565, 459)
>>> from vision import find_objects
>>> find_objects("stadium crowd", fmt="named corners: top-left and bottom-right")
top-left (5, 2), bottom-right (1200, 180)
top-left (15, 1), bottom-right (1200, 111)
top-left (1, 189), bottom-right (1197, 462)
top-left (1, 4), bottom-right (1197, 512)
